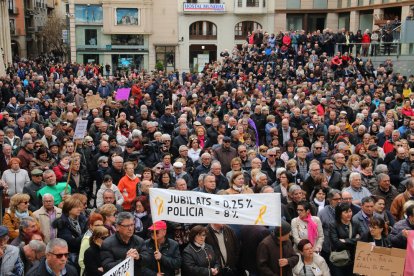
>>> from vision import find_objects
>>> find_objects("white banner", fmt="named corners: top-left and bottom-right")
top-left (73, 119), bottom-right (88, 140)
top-left (103, 257), bottom-right (134, 276)
top-left (149, 188), bottom-right (281, 226)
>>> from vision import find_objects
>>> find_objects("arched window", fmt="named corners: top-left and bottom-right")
top-left (189, 21), bottom-right (217, 40)
top-left (234, 21), bottom-right (262, 40)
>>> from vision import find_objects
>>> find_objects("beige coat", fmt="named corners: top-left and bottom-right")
top-left (291, 216), bottom-right (324, 252)
top-left (33, 206), bottom-right (62, 243)
top-left (292, 253), bottom-right (331, 276)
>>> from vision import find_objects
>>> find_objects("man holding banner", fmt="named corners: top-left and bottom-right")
top-left (142, 221), bottom-right (181, 276)
top-left (101, 212), bottom-right (149, 276)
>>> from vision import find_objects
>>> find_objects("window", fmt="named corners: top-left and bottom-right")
top-left (187, 0), bottom-right (197, 2)
top-left (314, 0), bottom-right (327, 9)
top-left (85, 29), bottom-right (97, 46)
top-left (234, 21), bottom-right (262, 39)
top-left (189, 21), bottom-right (217, 39)
top-left (156, 46), bottom-right (175, 70)
top-left (9, 19), bottom-right (16, 35)
top-left (286, 0), bottom-right (300, 9)
top-left (111, 34), bottom-right (144, 45)
top-left (210, 0), bottom-right (220, 2)
top-left (238, 0), bottom-right (242, 7)
top-left (8, 0), bottom-right (14, 10)
top-left (246, 0), bottom-right (259, 7)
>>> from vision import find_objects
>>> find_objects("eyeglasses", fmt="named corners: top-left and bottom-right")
top-left (315, 147), bottom-right (322, 149)
top-left (119, 224), bottom-right (134, 228)
top-left (49, 252), bottom-right (69, 259)
top-left (8, 120), bottom-right (14, 122)
top-left (156, 167), bottom-right (162, 170)
top-left (101, 161), bottom-right (108, 164)
top-left (268, 154), bottom-right (276, 157)
top-left (20, 201), bottom-right (29, 205)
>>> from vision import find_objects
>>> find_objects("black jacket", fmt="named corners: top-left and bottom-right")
top-left (205, 225), bottom-right (240, 271)
top-left (142, 238), bottom-right (181, 276)
top-left (52, 214), bottom-right (88, 254)
top-left (84, 242), bottom-right (104, 276)
top-left (101, 232), bottom-right (150, 276)
top-left (26, 258), bottom-right (78, 276)
top-left (181, 243), bottom-right (219, 276)
top-left (329, 221), bottom-right (361, 263)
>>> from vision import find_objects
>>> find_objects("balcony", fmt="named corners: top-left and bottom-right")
top-left (27, 26), bottom-right (37, 33)
top-left (9, 7), bottom-right (19, 14)
top-left (234, 0), bottom-right (266, 14)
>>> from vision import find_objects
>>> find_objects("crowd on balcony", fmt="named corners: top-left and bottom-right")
top-left (0, 22), bottom-right (413, 275)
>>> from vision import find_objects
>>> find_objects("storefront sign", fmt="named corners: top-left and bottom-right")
top-left (183, 3), bottom-right (225, 12)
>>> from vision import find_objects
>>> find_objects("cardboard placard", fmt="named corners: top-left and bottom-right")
top-left (86, 94), bottom-right (102, 110)
top-left (354, 241), bottom-right (406, 276)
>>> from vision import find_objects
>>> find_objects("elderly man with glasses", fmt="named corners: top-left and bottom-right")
top-left (101, 212), bottom-right (149, 276)
top-left (27, 238), bottom-right (77, 276)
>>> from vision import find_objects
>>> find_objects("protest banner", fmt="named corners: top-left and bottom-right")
top-left (103, 257), bottom-right (134, 276)
top-left (115, 88), bottom-right (131, 101)
top-left (73, 119), bottom-right (88, 140)
top-left (86, 94), bottom-right (102, 109)
top-left (405, 231), bottom-right (414, 276)
top-left (354, 241), bottom-right (406, 276)
top-left (149, 188), bottom-right (281, 226)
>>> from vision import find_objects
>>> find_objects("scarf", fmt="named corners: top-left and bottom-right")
top-left (301, 213), bottom-right (318, 246)
top-left (134, 211), bottom-right (147, 233)
top-left (68, 217), bottom-right (82, 236)
top-left (194, 241), bottom-right (205, 249)
top-left (232, 185), bottom-right (243, 193)
top-left (313, 198), bottom-right (325, 213)
top-left (60, 162), bottom-right (70, 170)
top-left (15, 210), bottom-right (29, 220)
top-left (198, 135), bottom-right (205, 149)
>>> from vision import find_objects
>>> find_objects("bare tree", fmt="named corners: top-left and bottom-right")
top-left (41, 16), bottom-right (68, 60)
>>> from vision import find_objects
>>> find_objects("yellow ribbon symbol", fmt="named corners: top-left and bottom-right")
top-left (154, 196), bottom-right (164, 216)
top-left (255, 205), bottom-right (267, 225)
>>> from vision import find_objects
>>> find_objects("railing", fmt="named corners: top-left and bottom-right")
top-left (334, 41), bottom-right (414, 56)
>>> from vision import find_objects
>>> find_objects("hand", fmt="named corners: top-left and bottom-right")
top-left (402, 229), bottom-right (409, 238)
top-left (154, 250), bottom-right (162, 261)
top-left (98, 267), bottom-right (104, 272)
top-left (211, 268), bottom-right (219, 275)
top-left (279, 258), bottom-right (289, 267)
top-left (339, 239), bottom-right (346, 243)
top-left (0, 247), bottom-right (4, 258)
top-left (156, 273), bottom-right (164, 276)
top-left (126, 249), bottom-right (140, 260)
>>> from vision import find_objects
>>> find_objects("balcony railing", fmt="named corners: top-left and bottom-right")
top-left (189, 34), bottom-right (217, 40)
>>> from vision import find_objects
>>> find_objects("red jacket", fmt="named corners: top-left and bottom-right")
top-left (362, 34), bottom-right (371, 43)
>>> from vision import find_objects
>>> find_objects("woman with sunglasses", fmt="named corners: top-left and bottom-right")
top-left (84, 226), bottom-right (109, 276)
top-left (3, 193), bottom-right (35, 240)
top-left (291, 201), bottom-right (324, 253)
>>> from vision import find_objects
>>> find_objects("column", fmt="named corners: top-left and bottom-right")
top-left (327, 13), bottom-right (339, 31)
top-left (349, 10), bottom-right (360, 32)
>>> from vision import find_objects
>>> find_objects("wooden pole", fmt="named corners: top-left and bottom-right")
top-left (153, 224), bottom-right (161, 274)
top-left (64, 142), bottom-right (78, 194)
top-left (280, 226), bottom-right (283, 276)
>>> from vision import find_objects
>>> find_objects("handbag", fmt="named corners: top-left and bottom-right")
top-left (329, 223), bottom-right (352, 267)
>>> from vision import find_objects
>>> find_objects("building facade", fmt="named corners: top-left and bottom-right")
top-left (68, 0), bottom-right (177, 73)
top-left (177, 0), bottom-right (275, 72)
top-left (275, 0), bottom-right (413, 34)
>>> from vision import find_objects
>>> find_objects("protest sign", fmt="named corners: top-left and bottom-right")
top-left (86, 94), bottom-right (102, 109)
top-left (405, 231), bottom-right (414, 276)
top-left (115, 88), bottom-right (131, 101)
top-left (103, 257), bottom-right (134, 276)
top-left (354, 241), bottom-right (406, 276)
top-left (73, 119), bottom-right (88, 140)
top-left (149, 188), bottom-right (281, 226)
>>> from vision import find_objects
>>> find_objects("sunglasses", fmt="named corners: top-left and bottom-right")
top-left (21, 201), bottom-right (29, 205)
top-left (50, 252), bottom-right (69, 259)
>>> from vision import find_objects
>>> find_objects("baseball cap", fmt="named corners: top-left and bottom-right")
top-left (148, 221), bottom-right (167, 230)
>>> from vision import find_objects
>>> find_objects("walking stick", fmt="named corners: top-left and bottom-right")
top-left (153, 224), bottom-right (162, 274)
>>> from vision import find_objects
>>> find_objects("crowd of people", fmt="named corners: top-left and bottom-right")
top-left (0, 24), bottom-right (414, 276)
